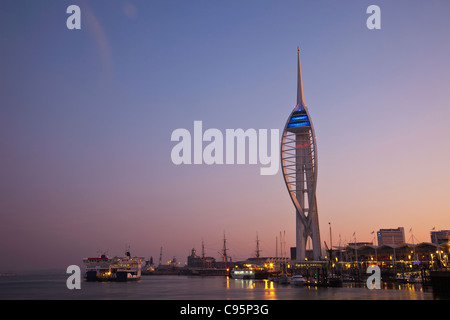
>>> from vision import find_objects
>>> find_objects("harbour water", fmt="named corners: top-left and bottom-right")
top-left (0, 271), bottom-right (436, 300)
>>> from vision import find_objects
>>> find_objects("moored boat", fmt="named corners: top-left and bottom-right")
top-left (231, 268), bottom-right (255, 279)
top-left (291, 274), bottom-right (306, 285)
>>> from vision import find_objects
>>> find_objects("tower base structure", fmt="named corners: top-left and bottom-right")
top-left (296, 209), bottom-right (321, 261)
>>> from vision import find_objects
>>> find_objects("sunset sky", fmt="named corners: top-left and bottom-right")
top-left (1, 0), bottom-right (450, 271)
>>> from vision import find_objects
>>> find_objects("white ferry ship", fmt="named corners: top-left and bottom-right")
top-left (83, 249), bottom-right (145, 282)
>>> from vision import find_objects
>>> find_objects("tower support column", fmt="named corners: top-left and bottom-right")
top-left (296, 210), bottom-right (307, 261)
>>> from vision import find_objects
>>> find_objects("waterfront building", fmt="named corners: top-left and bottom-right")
top-left (281, 48), bottom-right (321, 261)
top-left (431, 230), bottom-right (450, 245)
top-left (377, 227), bottom-right (405, 246)
top-left (340, 241), bottom-right (449, 268)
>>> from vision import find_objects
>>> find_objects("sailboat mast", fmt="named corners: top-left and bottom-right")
top-left (255, 232), bottom-right (261, 263)
top-left (222, 232), bottom-right (228, 269)
top-left (276, 236), bottom-right (278, 259)
top-left (202, 239), bottom-right (205, 269)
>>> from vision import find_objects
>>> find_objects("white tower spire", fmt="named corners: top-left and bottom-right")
top-left (297, 47), bottom-right (306, 107)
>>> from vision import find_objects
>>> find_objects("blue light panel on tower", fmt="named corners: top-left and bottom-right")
top-left (290, 115), bottom-right (309, 122)
top-left (287, 121), bottom-right (311, 128)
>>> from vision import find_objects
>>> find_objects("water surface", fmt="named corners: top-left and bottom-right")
top-left (0, 272), bottom-right (435, 300)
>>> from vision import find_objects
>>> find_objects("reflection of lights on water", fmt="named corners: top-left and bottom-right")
top-left (382, 282), bottom-right (425, 293)
top-left (229, 278), bottom-right (429, 299)
top-left (263, 279), bottom-right (274, 290)
top-left (263, 279), bottom-right (276, 299)
top-left (233, 279), bottom-right (279, 292)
